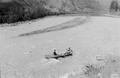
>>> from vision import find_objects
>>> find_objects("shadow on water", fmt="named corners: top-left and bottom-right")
top-left (17, 16), bottom-right (90, 37)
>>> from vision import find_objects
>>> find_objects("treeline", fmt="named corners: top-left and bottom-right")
top-left (0, 0), bottom-right (102, 24)
top-left (0, 0), bottom-right (60, 24)
top-left (109, 0), bottom-right (120, 13)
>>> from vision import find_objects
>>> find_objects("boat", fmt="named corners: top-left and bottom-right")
top-left (45, 50), bottom-right (73, 59)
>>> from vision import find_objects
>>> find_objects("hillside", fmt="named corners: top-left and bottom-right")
top-left (0, 0), bottom-right (102, 24)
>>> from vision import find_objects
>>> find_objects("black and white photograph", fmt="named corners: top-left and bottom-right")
top-left (0, 0), bottom-right (120, 78)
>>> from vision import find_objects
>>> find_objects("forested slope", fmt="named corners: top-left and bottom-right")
top-left (0, 0), bottom-right (102, 24)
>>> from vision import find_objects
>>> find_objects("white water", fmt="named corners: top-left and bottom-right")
top-left (0, 15), bottom-right (120, 78)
